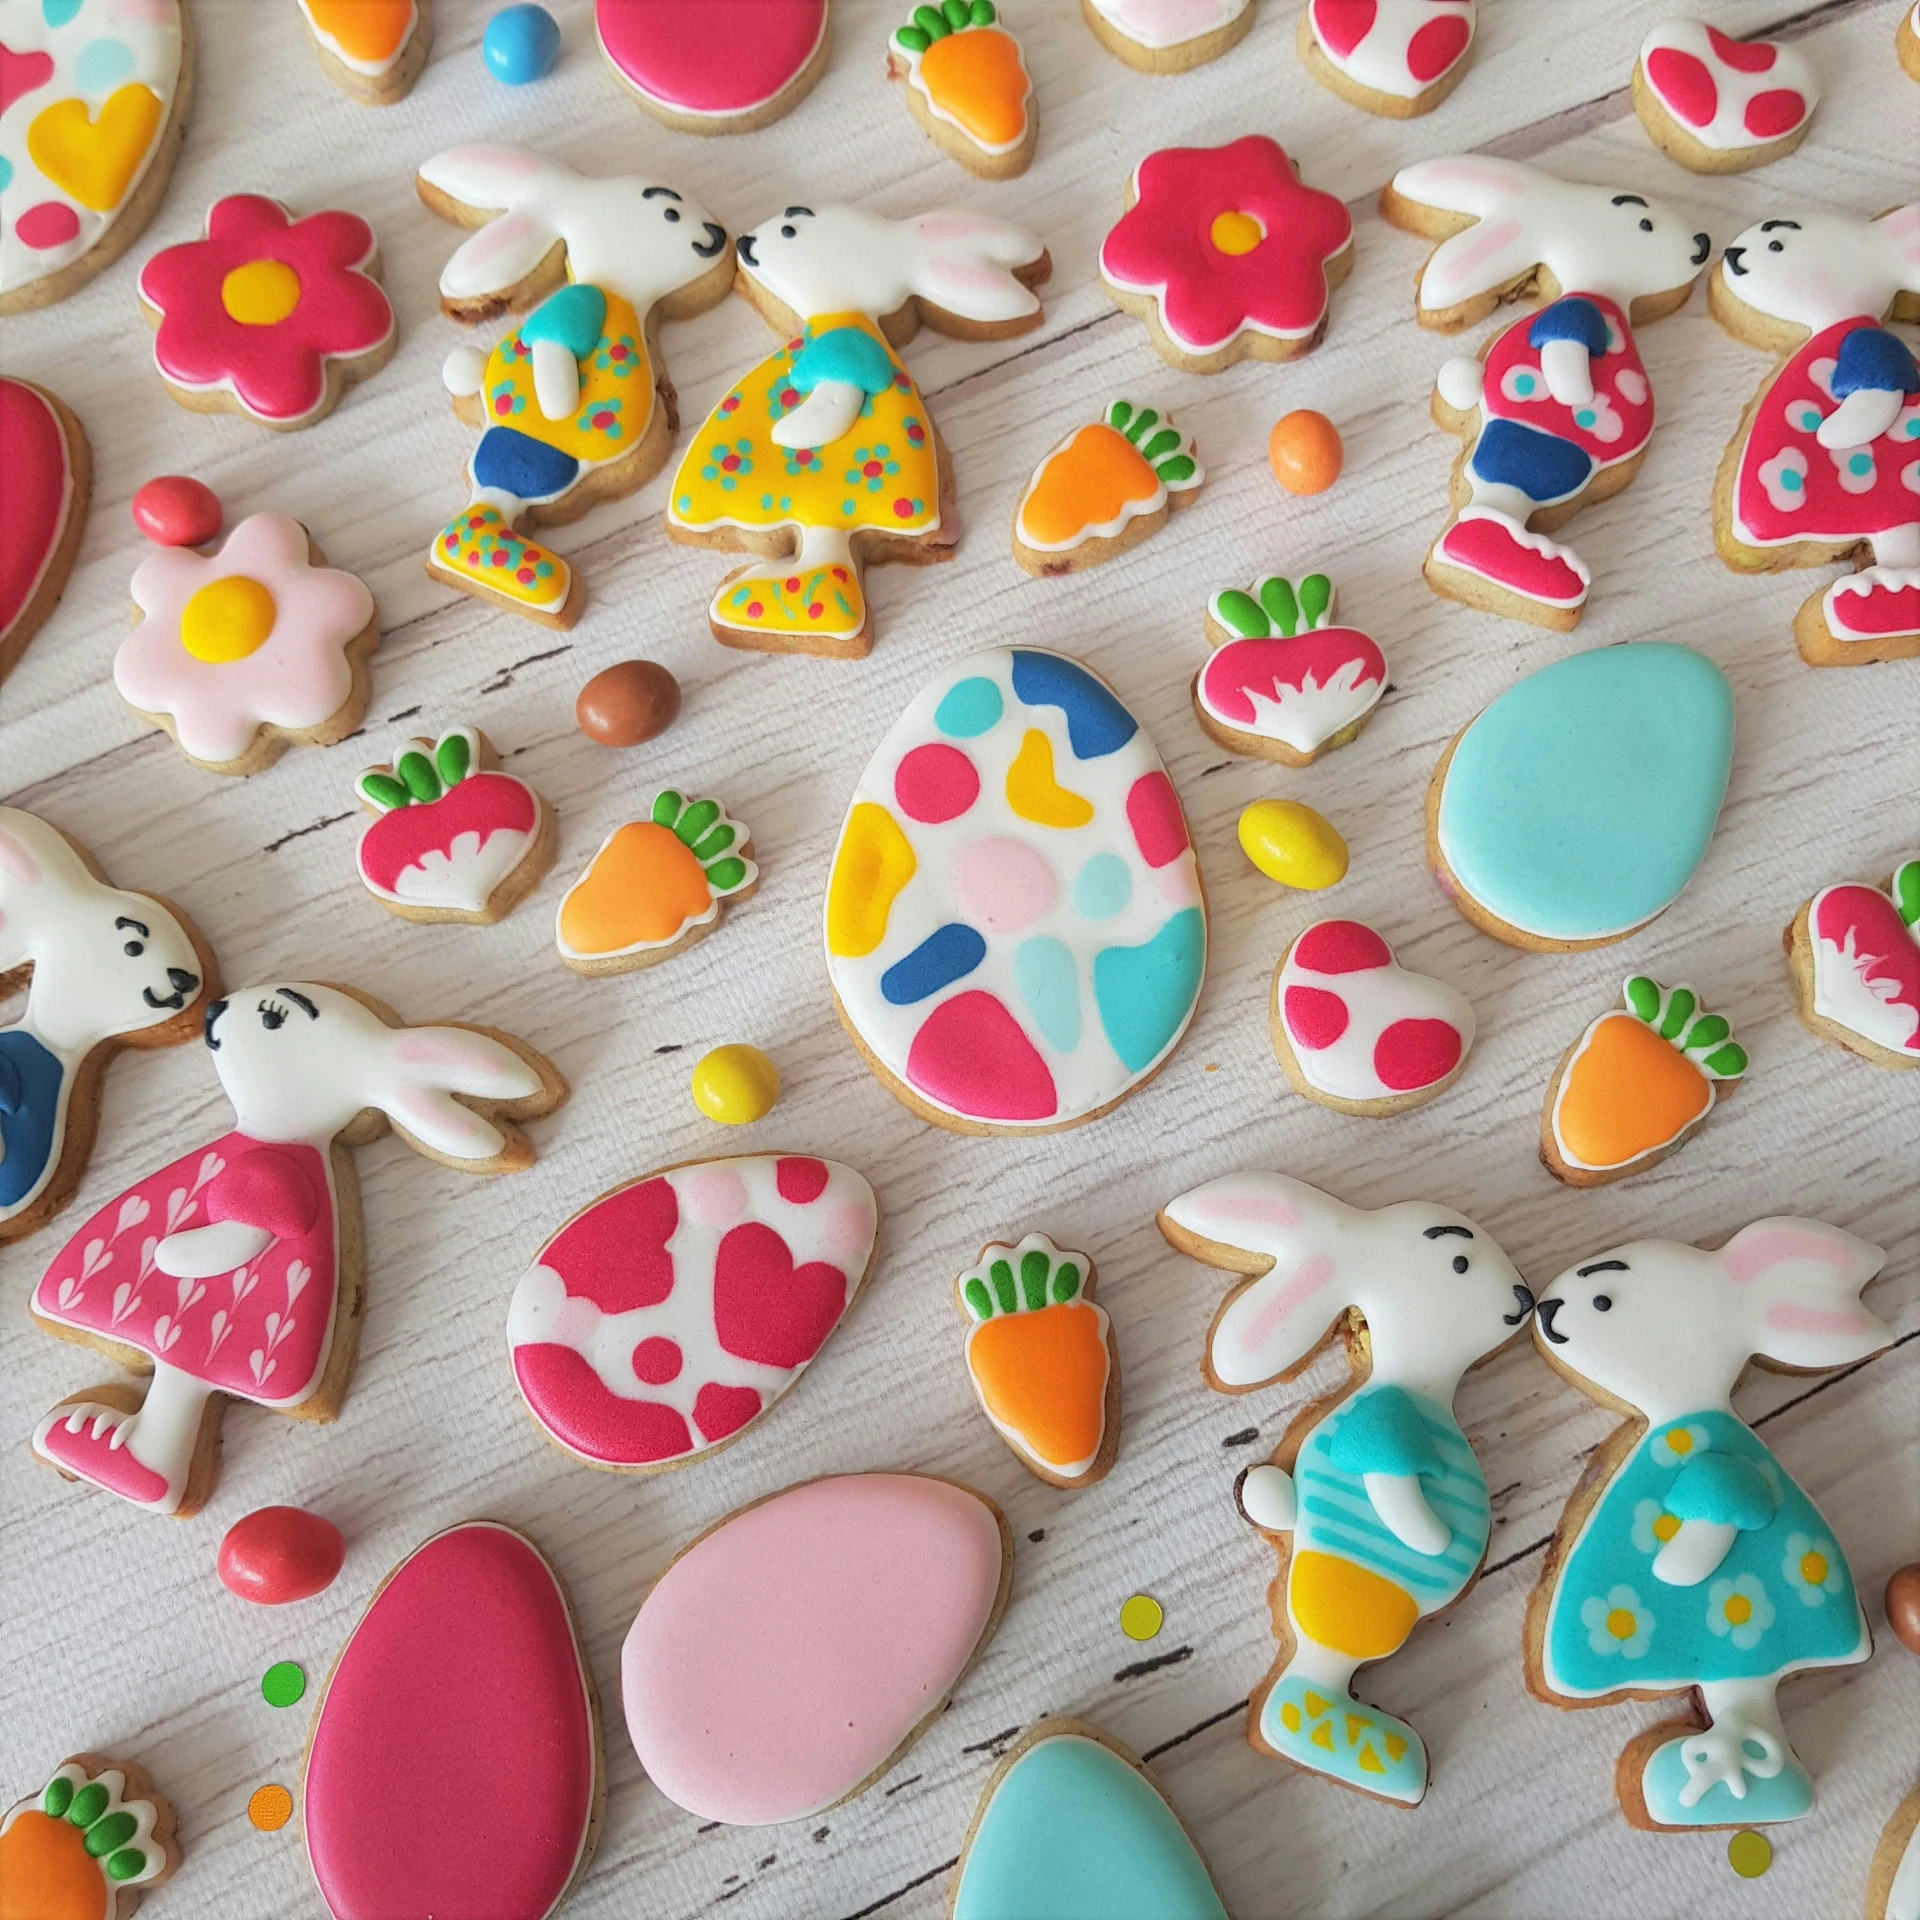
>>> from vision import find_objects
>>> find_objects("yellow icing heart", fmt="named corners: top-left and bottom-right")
top-left (1006, 729), bottom-right (1092, 829)
top-left (27, 85), bottom-right (163, 212)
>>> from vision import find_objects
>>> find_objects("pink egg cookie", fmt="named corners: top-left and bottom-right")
top-left (0, 377), bottom-right (90, 684)
top-left (1633, 20), bottom-right (1818, 173)
top-left (1784, 857), bottom-right (1920, 1071)
top-left (596, 0), bottom-right (829, 132)
top-left (1299, 1), bottom-right (1476, 119)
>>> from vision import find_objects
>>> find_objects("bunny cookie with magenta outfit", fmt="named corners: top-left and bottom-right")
top-left (1382, 158), bottom-right (1711, 630)
top-left (29, 983), bottom-right (564, 1518)
top-left (1711, 201), bottom-right (1920, 665)
top-left (1159, 1172), bottom-right (1533, 1807)
top-left (668, 202), bottom-right (1049, 658)
top-left (1528, 1220), bottom-right (1890, 1829)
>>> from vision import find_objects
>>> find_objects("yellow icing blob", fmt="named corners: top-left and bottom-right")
top-left (221, 258), bottom-right (302, 327)
top-left (180, 576), bottom-right (277, 663)
top-left (691, 1045), bottom-right (780, 1126)
top-left (1210, 210), bottom-right (1265, 256)
top-left (1291, 1550), bottom-right (1417, 1660)
top-left (1005, 730), bottom-right (1093, 829)
top-left (827, 803), bottom-right (916, 957)
top-left (1238, 800), bottom-right (1347, 890)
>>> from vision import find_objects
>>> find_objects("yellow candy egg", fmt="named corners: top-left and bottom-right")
top-left (691, 1045), bottom-right (780, 1125)
top-left (1238, 800), bottom-right (1348, 890)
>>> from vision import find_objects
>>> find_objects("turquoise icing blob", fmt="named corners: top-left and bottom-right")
top-left (1667, 1451), bottom-right (1776, 1531)
top-left (44, 0), bottom-right (83, 27)
top-left (1325, 1384), bottom-right (1445, 1481)
top-left (1012, 937), bottom-right (1080, 1052)
top-left (1093, 908), bottom-right (1204, 1073)
top-left (953, 1734), bottom-right (1226, 1920)
top-left (1437, 643), bottom-right (1733, 941)
top-left (1640, 1735), bottom-right (1813, 1828)
top-left (75, 36), bottom-right (135, 90)
top-left (935, 676), bottom-right (1003, 739)
top-left (1072, 852), bottom-right (1131, 921)
top-left (521, 283), bottom-right (608, 359)
top-left (790, 326), bottom-right (894, 397)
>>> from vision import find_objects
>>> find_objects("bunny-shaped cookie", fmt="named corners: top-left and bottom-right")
top-left (30, 982), bottom-right (564, 1517)
top-left (0, 808), bottom-right (216, 1245)
top-left (1529, 1219), bottom-right (1889, 1829)
top-left (1710, 203), bottom-right (1920, 666)
top-left (417, 146), bottom-right (734, 630)
top-left (668, 203), bottom-right (1050, 658)
top-left (1159, 1171), bottom-right (1532, 1806)
top-left (1382, 158), bottom-right (1711, 630)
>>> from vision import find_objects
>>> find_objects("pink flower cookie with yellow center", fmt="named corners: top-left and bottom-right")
top-left (117, 495), bottom-right (379, 776)
top-left (1100, 135), bottom-right (1354, 374)
top-left (137, 194), bottom-right (396, 430)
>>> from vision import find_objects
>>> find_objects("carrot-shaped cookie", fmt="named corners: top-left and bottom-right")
top-left (1013, 401), bottom-right (1203, 576)
top-left (889, 3), bottom-right (1035, 179)
top-left (0, 1753), bottom-right (180, 1917)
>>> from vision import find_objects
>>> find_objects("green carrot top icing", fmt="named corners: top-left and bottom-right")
top-left (1623, 975), bottom-right (1747, 1079)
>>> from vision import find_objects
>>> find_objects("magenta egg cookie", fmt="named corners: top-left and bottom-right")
top-left (825, 647), bottom-right (1206, 1135)
top-left (596, 0), bottom-right (829, 132)
top-left (507, 1155), bottom-right (879, 1471)
top-left (1, 378), bottom-right (90, 683)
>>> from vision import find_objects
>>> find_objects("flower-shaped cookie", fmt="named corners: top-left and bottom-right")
top-left (137, 194), bottom-right (396, 429)
top-left (117, 512), bottom-right (378, 773)
top-left (1100, 135), bottom-right (1354, 372)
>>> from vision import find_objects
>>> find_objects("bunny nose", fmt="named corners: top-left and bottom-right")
top-left (736, 233), bottom-right (758, 267)
top-left (695, 221), bottom-right (727, 259)
top-left (1502, 1283), bottom-right (1535, 1326)
top-left (168, 967), bottom-right (197, 992)
top-left (1690, 231), bottom-right (1711, 265)
top-left (202, 997), bottom-right (229, 1048)
top-left (1535, 1297), bottom-right (1568, 1345)
top-left (1724, 245), bottom-right (1748, 276)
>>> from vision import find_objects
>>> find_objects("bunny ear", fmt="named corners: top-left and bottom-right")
top-left (1719, 1218), bottom-right (1892, 1371)
top-left (1419, 213), bottom-right (1539, 311)
top-left (419, 144), bottom-right (556, 214)
top-left (378, 1027), bottom-right (544, 1165)
top-left (0, 814), bottom-right (46, 887)
top-left (905, 211), bottom-right (1045, 327)
top-left (1876, 203), bottom-right (1920, 291)
top-left (1391, 157), bottom-right (1541, 222)
top-left (440, 210), bottom-right (561, 304)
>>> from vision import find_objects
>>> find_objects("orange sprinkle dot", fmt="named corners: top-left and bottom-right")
top-left (1268, 410), bottom-right (1343, 495)
top-left (248, 1784), bottom-right (293, 1832)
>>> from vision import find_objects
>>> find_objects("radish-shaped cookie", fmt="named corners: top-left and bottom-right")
top-left (1013, 401), bottom-right (1202, 575)
top-left (889, 3), bottom-right (1035, 180)
top-left (1784, 857), bottom-right (1920, 1069)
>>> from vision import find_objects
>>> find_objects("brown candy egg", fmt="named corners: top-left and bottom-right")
top-left (576, 660), bottom-right (680, 747)
top-left (1887, 1563), bottom-right (1920, 1657)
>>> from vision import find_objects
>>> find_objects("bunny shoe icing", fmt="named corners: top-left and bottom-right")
top-left (1710, 203), bottom-right (1920, 666)
top-left (29, 983), bottom-right (564, 1518)
top-left (1159, 1172), bottom-right (1532, 1806)
top-left (668, 203), bottom-right (1049, 658)
top-left (1382, 158), bottom-right (1711, 630)
top-left (1529, 1219), bottom-right (1890, 1830)
top-left (0, 808), bottom-right (216, 1247)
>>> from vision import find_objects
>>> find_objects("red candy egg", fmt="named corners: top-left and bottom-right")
top-left (218, 1505), bottom-right (345, 1605)
top-left (133, 474), bottom-right (223, 548)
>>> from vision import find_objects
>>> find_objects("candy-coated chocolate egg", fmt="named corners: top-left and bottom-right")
top-left (692, 1045), bottom-right (779, 1125)
top-left (576, 660), bottom-right (681, 746)
top-left (482, 3), bottom-right (560, 84)
top-left (1268, 410), bottom-right (1343, 495)
top-left (133, 475), bottom-right (222, 548)
top-left (1888, 1563), bottom-right (1920, 1657)
top-left (1238, 800), bottom-right (1348, 890)
top-left (218, 1505), bottom-right (345, 1605)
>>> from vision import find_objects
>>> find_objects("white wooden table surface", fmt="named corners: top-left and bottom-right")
top-left (3, 2), bottom-right (1916, 1916)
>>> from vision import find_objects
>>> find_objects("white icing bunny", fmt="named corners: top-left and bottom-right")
top-left (1532, 1220), bottom-right (1890, 1829)
top-left (1159, 1171), bottom-right (1532, 1806)
top-left (1717, 203), bottom-right (1920, 339)
top-left (0, 807), bottom-right (209, 1239)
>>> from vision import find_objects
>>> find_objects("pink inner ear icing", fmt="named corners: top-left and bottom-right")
top-left (1766, 1303), bottom-right (1878, 1336)
top-left (0, 832), bottom-right (42, 884)
top-left (1196, 1192), bottom-right (1302, 1228)
top-left (1430, 218), bottom-right (1526, 299)
top-left (397, 1036), bottom-right (504, 1073)
top-left (1237, 1252), bottom-right (1335, 1357)
top-left (1722, 1224), bottom-right (1861, 1286)
top-left (393, 1085), bottom-right (495, 1154)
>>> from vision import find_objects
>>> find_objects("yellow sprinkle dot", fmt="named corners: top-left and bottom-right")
top-left (1119, 1593), bottom-right (1163, 1641)
top-left (248, 1784), bottom-right (293, 1832)
top-left (691, 1044), bottom-right (779, 1126)
top-left (181, 575), bottom-right (276, 663)
top-left (1727, 1830), bottom-right (1771, 1879)
top-left (222, 258), bottom-right (302, 326)
top-left (1238, 800), bottom-right (1348, 891)
top-left (1209, 210), bottom-right (1265, 256)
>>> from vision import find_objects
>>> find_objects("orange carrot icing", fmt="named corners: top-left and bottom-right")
top-left (920, 27), bottom-right (1029, 148)
top-left (559, 821), bottom-right (712, 954)
top-left (1018, 424), bottom-right (1157, 548)
top-left (968, 1301), bottom-right (1108, 1471)
top-left (1555, 1011), bottom-right (1711, 1168)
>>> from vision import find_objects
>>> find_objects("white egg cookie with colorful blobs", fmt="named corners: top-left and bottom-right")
top-left (1079, 0), bottom-right (1254, 74)
top-left (1783, 856), bottom-right (1920, 1070)
top-left (889, 3), bottom-right (1035, 180)
top-left (825, 647), bottom-right (1206, 1135)
top-left (1631, 21), bottom-right (1817, 174)
top-left (0, 1753), bottom-right (180, 1919)
top-left (1013, 401), bottom-right (1202, 576)
top-left (1298, 1), bottom-right (1475, 119)
top-left (296, 0), bottom-right (432, 105)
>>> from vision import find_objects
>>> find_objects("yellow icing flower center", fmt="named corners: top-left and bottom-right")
top-left (1723, 1593), bottom-right (1753, 1627)
top-left (1210, 210), bottom-right (1265, 256)
top-left (1605, 1607), bottom-right (1637, 1641)
top-left (221, 258), bottom-right (302, 326)
top-left (1652, 1512), bottom-right (1681, 1543)
top-left (1799, 1550), bottom-right (1828, 1585)
top-left (181, 576), bottom-right (277, 662)
top-left (1667, 1429), bottom-right (1694, 1455)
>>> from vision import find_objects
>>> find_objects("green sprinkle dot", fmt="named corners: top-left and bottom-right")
top-left (1727, 1831), bottom-right (1771, 1879)
top-left (262, 1661), bottom-right (307, 1709)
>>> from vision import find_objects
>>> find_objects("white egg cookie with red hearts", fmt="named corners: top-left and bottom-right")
top-left (1298, 1), bottom-right (1476, 119)
top-left (1631, 21), bottom-right (1818, 174)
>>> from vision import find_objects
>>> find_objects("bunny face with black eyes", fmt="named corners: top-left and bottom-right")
top-left (1715, 205), bottom-right (1920, 340)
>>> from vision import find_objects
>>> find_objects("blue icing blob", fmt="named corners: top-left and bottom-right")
top-left (1072, 852), bottom-right (1131, 921)
top-left (935, 676), bottom-right (1002, 739)
top-left (880, 923), bottom-right (985, 1006)
top-left (1010, 650), bottom-right (1137, 760)
top-left (472, 426), bottom-right (580, 500)
top-left (1469, 417), bottom-right (1595, 503)
top-left (1831, 323), bottom-right (1918, 399)
top-left (790, 326), bottom-right (894, 397)
top-left (1666, 1451), bottom-right (1777, 1532)
top-left (1325, 1385), bottom-right (1445, 1482)
top-left (74, 35), bottom-right (134, 90)
top-left (1092, 908), bottom-right (1204, 1073)
top-left (0, 1031), bottom-right (64, 1211)
top-left (43, 0), bottom-right (83, 26)
top-left (520, 282), bottom-right (606, 359)
top-left (482, 3), bottom-right (561, 84)
top-left (1528, 295), bottom-right (1609, 356)
top-left (1437, 643), bottom-right (1733, 942)
top-left (1012, 937), bottom-right (1080, 1053)
top-left (952, 1733), bottom-right (1227, 1920)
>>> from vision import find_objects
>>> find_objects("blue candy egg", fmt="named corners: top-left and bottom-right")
top-left (483, 4), bottom-right (560, 85)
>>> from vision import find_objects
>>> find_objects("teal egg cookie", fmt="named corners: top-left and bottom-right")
top-left (1433, 643), bottom-right (1733, 946)
top-left (953, 1725), bottom-right (1226, 1920)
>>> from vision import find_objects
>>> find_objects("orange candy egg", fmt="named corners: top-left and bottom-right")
top-left (1268, 410), bottom-right (1343, 495)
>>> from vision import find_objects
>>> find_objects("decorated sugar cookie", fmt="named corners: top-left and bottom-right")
top-left (889, 3), bottom-right (1034, 179)
top-left (1528, 1220), bottom-right (1888, 1829)
top-left (353, 726), bottom-right (555, 926)
top-left (1632, 21), bottom-right (1818, 173)
top-left (116, 489), bottom-right (378, 776)
top-left (1101, 136), bottom-right (1353, 374)
top-left (1430, 642), bottom-right (1734, 950)
top-left (296, 0), bottom-right (432, 105)
top-left (1383, 158), bottom-right (1711, 628)
top-left (1012, 401), bottom-right (1202, 576)
top-left (957, 1232), bottom-right (1117, 1488)
top-left (0, 0), bottom-right (190, 316)
top-left (0, 376), bottom-right (90, 683)
top-left (826, 646), bottom-right (1206, 1134)
top-left (1079, 0), bottom-right (1254, 73)
top-left (556, 791), bottom-right (757, 976)
top-left (951, 1722), bottom-right (1227, 1920)
top-left (419, 146), bottom-right (732, 630)
top-left (1160, 1172), bottom-right (1530, 1807)
top-left (1298, 1), bottom-right (1475, 118)
top-left (597, 0), bottom-right (829, 131)
top-left (1542, 976), bottom-right (1747, 1187)
top-left (304, 1522), bottom-right (600, 1920)
top-left (1872, 1786), bottom-right (1920, 1920)
top-left (623, 1473), bottom-right (1011, 1825)
top-left (669, 201), bottom-right (1049, 657)
top-left (1784, 857), bottom-right (1919, 1070)
top-left (29, 982), bottom-right (563, 1517)
top-left (0, 1753), bottom-right (180, 1917)
top-left (1710, 203), bottom-right (1920, 666)
top-left (0, 807), bottom-right (214, 1247)
top-left (508, 1154), bottom-right (878, 1471)
top-left (1196, 572), bottom-right (1386, 766)
top-left (1272, 919), bottom-right (1474, 1117)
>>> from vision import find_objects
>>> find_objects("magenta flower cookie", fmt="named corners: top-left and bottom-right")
top-left (137, 195), bottom-right (397, 429)
top-left (1100, 135), bottom-right (1354, 372)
